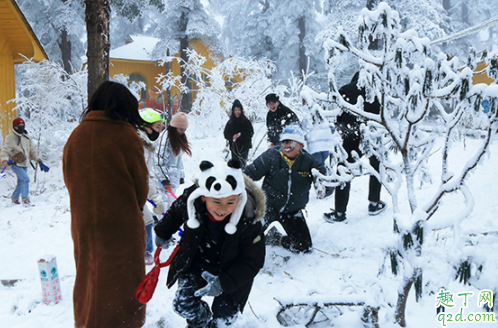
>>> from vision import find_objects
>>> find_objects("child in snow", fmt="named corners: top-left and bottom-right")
top-left (154, 160), bottom-right (266, 328)
top-left (244, 125), bottom-right (326, 253)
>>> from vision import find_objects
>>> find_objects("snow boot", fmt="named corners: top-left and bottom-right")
top-left (368, 201), bottom-right (387, 216)
top-left (11, 198), bottom-right (20, 205)
top-left (22, 197), bottom-right (34, 207)
top-left (323, 209), bottom-right (347, 223)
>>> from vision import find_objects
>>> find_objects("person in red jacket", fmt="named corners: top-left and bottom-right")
top-left (155, 159), bottom-right (265, 328)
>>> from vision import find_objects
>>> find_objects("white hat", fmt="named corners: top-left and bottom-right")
top-left (186, 160), bottom-right (247, 234)
top-left (280, 124), bottom-right (305, 144)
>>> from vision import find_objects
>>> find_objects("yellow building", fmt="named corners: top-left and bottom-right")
top-left (472, 61), bottom-right (495, 85)
top-left (109, 35), bottom-right (220, 113)
top-left (0, 0), bottom-right (47, 140)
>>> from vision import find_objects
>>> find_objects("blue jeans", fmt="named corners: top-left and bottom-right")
top-left (145, 224), bottom-right (154, 254)
top-left (11, 165), bottom-right (30, 199)
top-left (312, 151), bottom-right (329, 165)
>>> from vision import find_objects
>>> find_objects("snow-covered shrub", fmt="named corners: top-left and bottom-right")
top-left (156, 49), bottom-right (277, 139)
top-left (14, 59), bottom-right (87, 163)
top-left (311, 2), bottom-right (497, 326)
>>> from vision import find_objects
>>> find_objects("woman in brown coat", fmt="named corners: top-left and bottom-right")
top-left (63, 81), bottom-right (149, 328)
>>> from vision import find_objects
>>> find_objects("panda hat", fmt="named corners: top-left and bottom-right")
top-left (187, 159), bottom-right (247, 234)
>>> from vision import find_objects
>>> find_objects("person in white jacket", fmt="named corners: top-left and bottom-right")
top-left (0, 118), bottom-right (46, 205)
top-left (138, 108), bottom-right (166, 265)
top-left (301, 109), bottom-right (336, 198)
top-left (155, 112), bottom-right (192, 193)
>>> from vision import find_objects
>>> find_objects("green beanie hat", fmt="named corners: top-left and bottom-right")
top-left (140, 108), bottom-right (165, 123)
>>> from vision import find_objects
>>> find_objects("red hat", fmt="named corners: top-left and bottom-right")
top-left (13, 118), bottom-right (25, 128)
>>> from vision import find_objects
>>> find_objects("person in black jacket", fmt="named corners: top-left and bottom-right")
top-left (223, 99), bottom-right (254, 167)
top-left (323, 72), bottom-right (387, 223)
top-left (265, 93), bottom-right (299, 146)
top-left (155, 160), bottom-right (265, 328)
top-left (244, 125), bottom-right (326, 254)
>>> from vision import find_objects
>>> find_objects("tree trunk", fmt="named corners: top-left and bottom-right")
top-left (165, 48), bottom-right (172, 123)
top-left (177, 11), bottom-right (190, 113)
top-left (59, 28), bottom-right (72, 74)
top-left (461, 0), bottom-right (469, 24)
top-left (443, 0), bottom-right (451, 11)
top-left (85, 0), bottom-right (110, 102)
top-left (298, 16), bottom-right (307, 79)
top-left (395, 273), bottom-right (416, 327)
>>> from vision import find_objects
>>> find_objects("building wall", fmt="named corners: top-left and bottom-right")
top-left (0, 31), bottom-right (16, 141)
top-left (472, 62), bottom-right (495, 85)
top-left (109, 38), bottom-right (219, 113)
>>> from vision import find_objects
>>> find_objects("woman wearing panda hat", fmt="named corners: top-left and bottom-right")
top-left (154, 159), bottom-right (266, 328)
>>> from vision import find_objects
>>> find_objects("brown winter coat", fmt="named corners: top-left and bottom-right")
top-left (62, 111), bottom-right (149, 328)
top-left (0, 129), bottom-right (39, 167)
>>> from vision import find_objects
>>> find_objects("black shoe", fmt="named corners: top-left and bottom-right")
top-left (323, 210), bottom-right (347, 223)
top-left (265, 227), bottom-right (283, 246)
top-left (368, 201), bottom-right (387, 215)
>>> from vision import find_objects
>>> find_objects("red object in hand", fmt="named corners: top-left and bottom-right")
top-left (135, 244), bottom-right (180, 304)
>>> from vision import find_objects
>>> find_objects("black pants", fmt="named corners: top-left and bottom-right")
top-left (335, 136), bottom-right (381, 214)
top-left (174, 271), bottom-right (238, 327)
top-left (264, 207), bottom-right (312, 253)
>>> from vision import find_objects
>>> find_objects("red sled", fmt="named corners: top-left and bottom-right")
top-left (135, 244), bottom-right (180, 304)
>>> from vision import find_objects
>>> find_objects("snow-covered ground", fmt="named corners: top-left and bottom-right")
top-left (1, 122), bottom-right (497, 328)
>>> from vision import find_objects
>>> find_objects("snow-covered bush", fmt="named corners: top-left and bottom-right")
top-left (311, 2), bottom-right (497, 326)
top-left (156, 49), bottom-right (278, 139)
top-left (14, 59), bottom-right (87, 163)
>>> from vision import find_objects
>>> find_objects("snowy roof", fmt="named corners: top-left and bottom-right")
top-left (109, 35), bottom-right (159, 61)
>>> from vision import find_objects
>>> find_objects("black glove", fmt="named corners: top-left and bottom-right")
top-left (155, 235), bottom-right (174, 248)
top-left (179, 178), bottom-right (185, 184)
top-left (194, 271), bottom-right (223, 297)
top-left (39, 161), bottom-right (50, 172)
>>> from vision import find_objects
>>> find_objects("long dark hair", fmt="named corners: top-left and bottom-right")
top-left (228, 99), bottom-right (247, 124)
top-left (81, 81), bottom-right (146, 129)
top-left (167, 125), bottom-right (192, 157)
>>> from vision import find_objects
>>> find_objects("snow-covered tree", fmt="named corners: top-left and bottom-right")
top-left (156, 49), bottom-right (276, 139)
top-left (14, 59), bottom-right (87, 161)
top-left (16, 0), bottom-right (86, 73)
top-left (211, 0), bottom-right (325, 87)
top-left (150, 0), bottom-right (221, 112)
top-left (312, 2), bottom-right (497, 326)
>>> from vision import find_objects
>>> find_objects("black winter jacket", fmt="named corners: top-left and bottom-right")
top-left (223, 117), bottom-right (254, 154)
top-left (154, 177), bottom-right (266, 311)
top-left (266, 104), bottom-right (299, 145)
top-left (336, 73), bottom-right (381, 141)
top-left (244, 147), bottom-right (326, 213)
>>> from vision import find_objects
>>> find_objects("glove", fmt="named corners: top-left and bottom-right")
top-left (194, 271), bottom-right (223, 297)
top-left (179, 178), bottom-right (185, 185)
top-left (155, 235), bottom-right (174, 249)
top-left (150, 196), bottom-right (164, 215)
top-left (39, 161), bottom-right (50, 172)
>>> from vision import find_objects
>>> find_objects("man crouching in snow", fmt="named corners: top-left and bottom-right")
top-left (244, 125), bottom-right (326, 253)
top-left (154, 159), bottom-right (265, 328)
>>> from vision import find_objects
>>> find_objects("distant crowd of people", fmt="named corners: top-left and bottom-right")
top-left (0, 72), bottom-right (387, 327)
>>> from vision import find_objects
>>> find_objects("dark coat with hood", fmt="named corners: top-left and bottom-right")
top-left (63, 111), bottom-right (149, 328)
top-left (244, 146), bottom-right (326, 213)
top-left (154, 176), bottom-right (266, 312)
top-left (266, 103), bottom-right (299, 145)
top-left (223, 100), bottom-right (254, 155)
